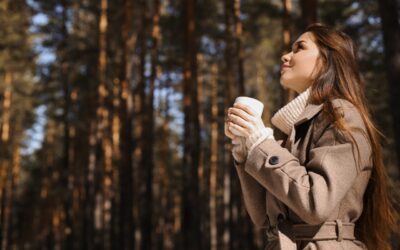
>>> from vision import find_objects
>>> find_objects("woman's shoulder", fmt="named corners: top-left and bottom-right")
top-left (312, 98), bottom-right (368, 142)
top-left (313, 98), bottom-right (364, 125)
top-left (331, 98), bottom-right (358, 112)
top-left (331, 98), bottom-right (365, 126)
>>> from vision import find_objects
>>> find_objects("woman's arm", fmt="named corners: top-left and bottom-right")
top-left (243, 102), bottom-right (372, 225)
top-left (234, 160), bottom-right (268, 229)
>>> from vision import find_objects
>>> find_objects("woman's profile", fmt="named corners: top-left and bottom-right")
top-left (225, 23), bottom-right (399, 250)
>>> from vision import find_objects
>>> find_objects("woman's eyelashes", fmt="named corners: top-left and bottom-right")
top-left (293, 44), bottom-right (304, 53)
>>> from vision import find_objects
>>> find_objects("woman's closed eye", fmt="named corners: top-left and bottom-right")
top-left (293, 44), bottom-right (304, 53)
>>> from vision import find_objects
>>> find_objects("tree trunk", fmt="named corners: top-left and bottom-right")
top-left (182, 0), bottom-right (201, 249)
top-left (140, 0), bottom-right (160, 247)
top-left (0, 70), bottom-right (12, 250)
top-left (137, 0), bottom-right (153, 249)
top-left (233, 0), bottom-right (245, 96)
top-left (378, 0), bottom-right (400, 166)
top-left (119, 0), bottom-right (135, 249)
top-left (209, 63), bottom-right (219, 250)
top-left (59, 1), bottom-right (74, 247)
top-left (224, 0), bottom-right (236, 103)
top-left (223, 1), bottom-right (237, 249)
top-left (300, 0), bottom-right (317, 30)
top-left (98, 1), bottom-right (114, 249)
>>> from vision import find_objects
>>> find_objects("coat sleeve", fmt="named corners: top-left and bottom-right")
top-left (244, 105), bottom-right (372, 225)
top-left (234, 160), bottom-right (268, 229)
top-left (232, 125), bottom-right (288, 229)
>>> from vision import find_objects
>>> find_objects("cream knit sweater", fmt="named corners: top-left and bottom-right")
top-left (271, 87), bottom-right (311, 135)
top-left (247, 87), bottom-right (311, 154)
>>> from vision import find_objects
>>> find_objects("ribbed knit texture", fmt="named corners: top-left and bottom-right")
top-left (246, 127), bottom-right (274, 152)
top-left (271, 87), bottom-right (311, 135)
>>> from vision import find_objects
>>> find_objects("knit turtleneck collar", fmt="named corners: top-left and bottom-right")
top-left (271, 87), bottom-right (311, 135)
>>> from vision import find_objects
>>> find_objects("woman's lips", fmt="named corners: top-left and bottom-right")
top-left (281, 64), bottom-right (290, 72)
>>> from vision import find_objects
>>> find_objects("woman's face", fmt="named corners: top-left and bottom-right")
top-left (280, 32), bottom-right (321, 93)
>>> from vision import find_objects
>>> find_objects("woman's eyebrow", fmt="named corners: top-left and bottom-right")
top-left (292, 40), bottom-right (306, 50)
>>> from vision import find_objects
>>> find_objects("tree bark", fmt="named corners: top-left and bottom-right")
top-left (224, 0), bottom-right (236, 103)
top-left (59, 1), bottom-right (74, 247)
top-left (0, 70), bottom-right (12, 250)
top-left (233, 0), bottom-right (245, 96)
top-left (209, 63), bottom-right (218, 250)
top-left (378, 0), bottom-right (400, 166)
top-left (137, 0), bottom-right (153, 249)
top-left (300, 0), bottom-right (317, 30)
top-left (119, 0), bottom-right (135, 249)
top-left (182, 0), bottom-right (201, 249)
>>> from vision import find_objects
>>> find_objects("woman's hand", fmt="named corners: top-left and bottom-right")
top-left (228, 103), bottom-right (274, 150)
top-left (228, 103), bottom-right (265, 137)
top-left (225, 110), bottom-right (247, 163)
top-left (231, 137), bottom-right (247, 163)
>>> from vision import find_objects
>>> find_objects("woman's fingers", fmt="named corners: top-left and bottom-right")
top-left (224, 121), bottom-right (235, 139)
top-left (233, 103), bottom-right (257, 116)
top-left (226, 104), bottom-right (258, 138)
top-left (228, 113), bottom-right (250, 129)
top-left (229, 107), bottom-right (254, 123)
top-left (229, 122), bottom-right (248, 137)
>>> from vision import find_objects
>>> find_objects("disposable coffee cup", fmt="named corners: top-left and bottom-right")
top-left (234, 96), bottom-right (264, 117)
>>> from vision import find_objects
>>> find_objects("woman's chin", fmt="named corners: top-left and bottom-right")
top-left (279, 79), bottom-right (291, 89)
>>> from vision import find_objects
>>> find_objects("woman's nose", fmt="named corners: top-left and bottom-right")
top-left (281, 52), bottom-right (292, 63)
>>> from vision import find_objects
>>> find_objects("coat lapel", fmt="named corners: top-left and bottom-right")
top-left (293, 103), bottom-right (324, 127)
top-left (286, 103), bottom-right (324, 154)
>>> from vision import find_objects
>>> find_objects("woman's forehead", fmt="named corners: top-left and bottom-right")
top-left (293, 32), bottom-right (318, 49)
top-left (295, 32), bottom-right (314, 43)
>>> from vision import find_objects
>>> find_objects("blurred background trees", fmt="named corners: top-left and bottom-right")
top-left (0, 0), bottom-right (399, 249)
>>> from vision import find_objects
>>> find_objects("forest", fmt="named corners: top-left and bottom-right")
top-left (0, 0), bottom-right (399, 249)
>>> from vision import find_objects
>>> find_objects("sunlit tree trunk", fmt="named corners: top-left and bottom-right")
top-left (209, 63), bottom-right (219, 250)
top-left (9, 143), bottom-right (20, 247)
top-left (0, 70), bottom-right (12, 250)
top-left (92, 0), bottom-right (111, 248)
top-left (98, 1), bottom-right (114, 249)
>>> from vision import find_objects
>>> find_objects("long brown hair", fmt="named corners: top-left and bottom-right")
top-left (304, 23), bottom-right (399, 250)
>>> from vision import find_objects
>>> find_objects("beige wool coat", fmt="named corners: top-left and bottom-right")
top-left (234, 99), bottom-right (372, 250)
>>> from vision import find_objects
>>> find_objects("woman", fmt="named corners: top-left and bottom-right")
top-left (225, 23), bottom-right (398, 250)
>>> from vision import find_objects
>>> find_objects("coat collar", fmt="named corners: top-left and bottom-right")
top-left (293, 102), bottom-right (324, 127)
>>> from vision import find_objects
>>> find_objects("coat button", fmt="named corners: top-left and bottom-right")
top-left (268, 156), bottom-right (279, 165)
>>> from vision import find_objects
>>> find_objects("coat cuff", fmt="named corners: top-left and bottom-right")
top-left (245, 138), bottom-right (296, 176)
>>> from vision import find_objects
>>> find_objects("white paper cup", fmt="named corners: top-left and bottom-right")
top-left (234, 96), bottom-right (264, 117)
